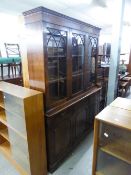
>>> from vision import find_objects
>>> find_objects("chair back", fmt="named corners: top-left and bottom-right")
top-left (4, 43), bottom-right (21, 57)
top-left (0, 49), bottom-right (1, 57)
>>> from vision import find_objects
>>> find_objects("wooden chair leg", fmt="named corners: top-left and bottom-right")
top-left (11, 63), bottom-right (14, 77)
top-left (14, 63), bottom-right (17, 76)
top-left (8, 64), bottom-right (11, 77)
top-left (19, 62), bottom-right (22, 75)
top-left (1, 64), bottom-right (3, 78)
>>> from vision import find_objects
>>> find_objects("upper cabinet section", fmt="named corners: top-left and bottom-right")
top-left (23, 6), bottom-right (100, 35)
top-left (23, 6), bottom-right (100, 109)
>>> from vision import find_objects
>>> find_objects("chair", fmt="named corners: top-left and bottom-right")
top-left (0, 57), bottom-right (14, 78)
top-left (4, 43), bottom-right (22, 76)
top-left (0, 49), bottom-right (13, 78)
top-left (122, 76), bottom-right (131, 86)
top-left (119, 81), bottom-right (130, 97)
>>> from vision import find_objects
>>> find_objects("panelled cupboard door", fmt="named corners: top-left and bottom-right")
top-left (89, 92), bottom-right (100, 125)
top-left (44, 23), bottom-right (70, 108)
top-left (46, 109), bottom-right (72, 165)
top-left (74, 100), bottom-right (90, 139)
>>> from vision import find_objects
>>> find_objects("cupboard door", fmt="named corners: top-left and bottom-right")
top-left (71, 31), bottom-right (85, 94)
top-left (87, 36), bottom-right (98, 86)
top-left (46, 110), bottom-right (72, 165)
top-left (45, 26), bottom-right (68, 105)
top-left (75, 102), bottom-right (90, 138)
top-left (89, 92), bottom-right (100, 125)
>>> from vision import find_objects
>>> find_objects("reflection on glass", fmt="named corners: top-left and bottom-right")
top-left (88, 36), bottom-right (98, 84)
top-left (72, 33), bottom-right (85, 94)
top-left (46, 28), bottom-right (67, 102)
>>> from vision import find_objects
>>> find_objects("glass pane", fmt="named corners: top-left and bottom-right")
top-left (72, 33), bottom-right (85, 94)
top-left (46, 28), bottom-right (67, 102)
top-left (88, 36), bottom-right (98, 84)
top-left (72, 74), bottom-right (83, 94)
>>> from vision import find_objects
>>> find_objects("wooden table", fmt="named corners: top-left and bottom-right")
top-left (92, 97), bottom-right (131, 175)
top-left (110, 97), bottom-right (131, 110)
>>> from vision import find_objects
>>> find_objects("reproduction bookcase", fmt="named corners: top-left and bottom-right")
top-left (92, 97), bottom-right (131, 175)
top-left (23, 6), bottom-right (101, 172)
top-left (0, 81), bottom-right (47, 175)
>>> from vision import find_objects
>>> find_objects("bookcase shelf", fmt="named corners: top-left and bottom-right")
top-left (0, 139), bottom-right (28, 175)
top-left (0, 141), bottom-right (11, 157)
top-left (0, 81), bottom-right (47, 175)
top-left (0, 102), bottom-right (4, 108)
top-left (92, 97), bottom-right (131, 175)
top-left (0, 109), bottom-right (26, 140)
top-left (0, 128), bottom-right (9, 141)
top-left (0, 110), bottom-right (6, 123)
top-left (96, 172), bottom-right (104, 175)
top-left (100, 139), bottom-right (131, 164)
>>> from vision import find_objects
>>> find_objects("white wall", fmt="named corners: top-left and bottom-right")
top-left (99, 25), bottom-right (131, 63)
top-left (0, 13), bottom-right (23, 57)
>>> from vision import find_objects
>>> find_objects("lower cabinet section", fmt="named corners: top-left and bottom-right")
top-left (46, 90), bottom-right (100, 172)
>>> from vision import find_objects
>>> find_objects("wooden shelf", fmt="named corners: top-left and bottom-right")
top-left (49, 77), bottom-right (66, 83)
top-left (95, 155), bottom-right (131, 175)
top-left (100, 139), bottom-right (131, 164)
top-left (72, 55), bottom-right (83, 57)
top-left (96, 172), bottom-right (104, 175)
top-left (72, 72), bottom-right (83, 77)
top-left (0, 141), bottom-right (11, 157)
top-left (0, 141), bottom-right (28, 175)
top-left (48, 56), bottom-right (66, 58)
top-left (0, 101), bottom-right (4, 109)
top-left (0, 128), bottom-right (9, 141)
top-left (0, 110), bottom-right (26, 140)
top-left (0, 110), bottom-right (6, 124)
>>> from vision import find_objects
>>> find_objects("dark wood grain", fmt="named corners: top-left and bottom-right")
top-left (23, 6), bottom-right (101, 172)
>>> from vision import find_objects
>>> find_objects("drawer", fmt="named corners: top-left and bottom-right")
top-left (5, 110), bottom-right (27, 136)
top-left (3, 93), bottom-right (24, 117)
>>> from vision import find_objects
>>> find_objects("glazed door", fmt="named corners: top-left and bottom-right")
top-left (87, 36), bottom-right (98, 86)
top-left (71, 30), bottom-right (86, 95)
top-left (44, 24), bottom-right (69, 107)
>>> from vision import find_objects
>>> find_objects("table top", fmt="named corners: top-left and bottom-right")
top-left (96, 97), bottom-right (131, 130)
top-left (96, 105), bottom-right (131, 131)
top-left (110, 97), bottom-right (131, 111)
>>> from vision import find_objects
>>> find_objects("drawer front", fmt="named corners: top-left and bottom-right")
top-left (6, 110), bottom-right (27, 136)
top-left (4, 93), bottom-right (25, 117)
